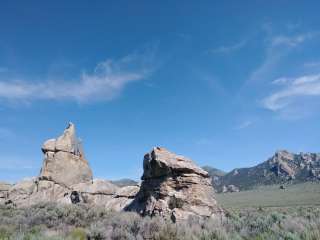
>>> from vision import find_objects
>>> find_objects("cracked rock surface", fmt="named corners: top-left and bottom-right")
top-left (126, 147), bottom-right (222, 222)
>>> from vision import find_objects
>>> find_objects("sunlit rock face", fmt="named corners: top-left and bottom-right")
top-left (39, 122), bottom-right (93, 187)
top-left (126, 147), bottom-right (223, 222)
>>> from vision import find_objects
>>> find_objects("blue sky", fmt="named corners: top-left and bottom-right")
top-left (1, 1), bottom-right (320, 182)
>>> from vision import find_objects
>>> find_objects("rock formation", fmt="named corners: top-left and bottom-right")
top-left (126, 147), bottom-right (222, 222)
top-left (40, 122), bottom-right (93, 187)
top-left (1, 124), bottom-right (222, 221)
top-left (2, 123), bottom-right (139, 210)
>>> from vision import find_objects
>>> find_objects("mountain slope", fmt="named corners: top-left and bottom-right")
top-left (207, 150), bottom-right (320, 192)
top-left (111, 179), bottom-right (139, 187)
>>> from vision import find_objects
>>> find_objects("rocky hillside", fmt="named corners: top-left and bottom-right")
top-left (208, 150), bottom-right (320, 192)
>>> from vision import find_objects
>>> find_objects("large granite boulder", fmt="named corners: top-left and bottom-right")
top-left (126, 147), bottom-right (222, 222)
top-left (40, 122), bottom-right (93, 187)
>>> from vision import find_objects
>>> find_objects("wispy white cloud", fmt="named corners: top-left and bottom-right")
top-left (208, 39), bottom-right (247, 54)
top-left (262, 73), bottom-right (320, 111)
top-left (236, 120), bottom-right (254, 130)
top-left (249, 32), bottom-right (318, 83)
top-left (249, 49), bottom-right (284, 84)
top-left (272, 77), bottom-right (289, 85)
top-left (0, 50), bottom-right (155, 103)
top-left (271, 32), bottom-right (317, 47)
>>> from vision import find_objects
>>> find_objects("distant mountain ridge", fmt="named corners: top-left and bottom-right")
top-left (111, 179), bottom-right (139, 187)
top-left (206, 150), bottom-right (320, 192)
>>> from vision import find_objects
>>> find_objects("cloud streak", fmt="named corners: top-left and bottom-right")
top-left (0, 51), bottom-right (155, 103)
top-left (271, 32), bottom-right (317, 48)
top-left (236, 120), bottom-right (254, 130)
top-left (249, 31), bottom-right (318, 84)
top-left (209, 39), bottom-right (247, 54)
top-left (262, 73), bottom-right (320, 111)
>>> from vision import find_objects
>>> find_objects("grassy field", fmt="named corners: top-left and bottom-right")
top-left (216, 182), bottom-right (320, 209)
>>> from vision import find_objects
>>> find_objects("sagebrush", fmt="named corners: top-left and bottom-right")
top-left (0, 203), bottom-right (320, 240)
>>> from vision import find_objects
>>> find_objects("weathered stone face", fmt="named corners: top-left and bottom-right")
top-left (142, 147), bottom-right (209, 179)
top-left (127, 147), bottom-right (222, 222)
top-left (39, 122), bottom-right (93, 187)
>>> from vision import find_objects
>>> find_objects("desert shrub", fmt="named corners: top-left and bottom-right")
top-left (0, 226), bottom-right (12, 240)
top-left (87, 222), bottom-right (108, 240)
top-left (68, 228), bottom-right (87, 240)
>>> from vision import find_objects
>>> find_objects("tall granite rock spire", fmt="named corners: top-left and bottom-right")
top-left (39, 122), bottom-right (93, 186)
